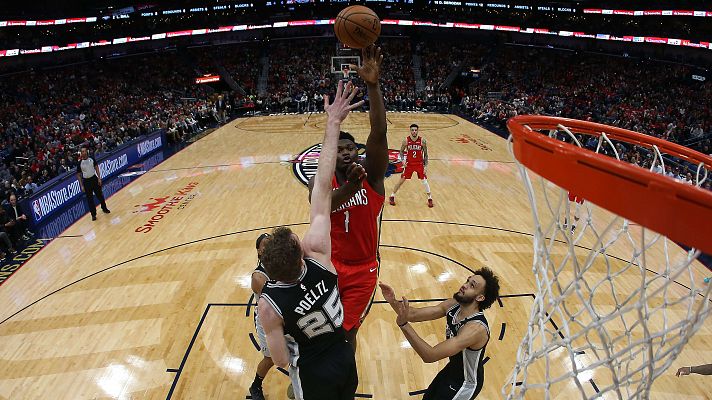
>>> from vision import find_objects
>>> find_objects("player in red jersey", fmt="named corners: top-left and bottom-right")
top-left (308, 45), bottom-right (388, 352)
top-left (389, 123), bottom-right (433, 207)
top-left (567, 192), bottom-right (585, 232)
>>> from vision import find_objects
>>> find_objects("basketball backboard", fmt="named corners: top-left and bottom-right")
top-left (331, 56), bottom-right (360, 77)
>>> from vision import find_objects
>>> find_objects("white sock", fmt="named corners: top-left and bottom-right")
top-left (423, 179), bottom-right (431, 196)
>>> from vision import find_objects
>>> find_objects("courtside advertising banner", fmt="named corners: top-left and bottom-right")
top-left (24, 130), bottom-right (164, 226)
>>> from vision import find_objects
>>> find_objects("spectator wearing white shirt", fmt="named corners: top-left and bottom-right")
top-left (23, 176), bottom-right (38, 194)
top-left (690, 125), bottom-right (704, 139)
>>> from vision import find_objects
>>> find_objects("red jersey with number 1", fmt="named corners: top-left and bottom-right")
top-left (330, 176), bottom-right (384, 265)
top-left (406, 136), bottom-right (424, 165)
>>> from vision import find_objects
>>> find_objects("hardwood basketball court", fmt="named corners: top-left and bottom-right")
top-left (0, 112), bottom-right (709, 399)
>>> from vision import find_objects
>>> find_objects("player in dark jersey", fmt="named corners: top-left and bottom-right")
top-left (307, 44), bottom-right (389, 352)
top-left (389, 123), bottom-right (433, 207)
top-left (259, 80), bottom-right (363, 400)
top-left (380, 267), bottom-right (500, 399)
top-left (249, 233), bottom-right (276, 400)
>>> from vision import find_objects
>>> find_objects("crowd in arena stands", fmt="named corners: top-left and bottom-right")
top-left (1, 39), bottom-right (711, 225)
top-left (414, 41), bottom-right (492, 113)
top-left (4, 3), bottom-right (712, 53)
top-left (265, 38), bottom-right (335, 113)
top-left (0, 51), bottom-right (224, 205)
top-left (556, 131), bottom-right (712, 193)
top-left (419, 42), bottom-right (485, 96)
top-left (379, 39), bottom-right (416, 110)
top-left (189, 43), bottom-right (261, 96)
top-left (262, 38), bottom-right (417, 114)
top-left (458, 46), bottom-right (711, 158)
top-left (0, 191), bottom-right (32, 258)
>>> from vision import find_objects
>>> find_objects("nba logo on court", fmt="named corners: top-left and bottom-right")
top-left (292, 143), bottom-right (403, 186)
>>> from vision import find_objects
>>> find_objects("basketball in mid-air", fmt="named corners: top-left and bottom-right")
top-left (334, 5), bottom-right (381, 49)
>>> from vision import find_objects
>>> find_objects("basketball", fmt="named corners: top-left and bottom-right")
top-left (334, 5), bottom-right (381, 49)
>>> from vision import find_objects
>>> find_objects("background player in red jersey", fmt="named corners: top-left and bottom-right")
top-left (307, 45), bottom-right (388, 352)
top-left (389, 123), bottom-right (433, 207)
top-left (567, 192), bottom-right (585, 232)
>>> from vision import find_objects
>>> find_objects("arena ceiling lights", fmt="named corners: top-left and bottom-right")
top-left (2, 16), bottom-right (711, 60)
top-left (2, 2), bottom-right (712, 28)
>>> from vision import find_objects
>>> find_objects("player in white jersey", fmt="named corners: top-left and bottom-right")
top-left (380, 267), bottom-right (500, 399)
top-left (249, 233), bottom-right (278, 400)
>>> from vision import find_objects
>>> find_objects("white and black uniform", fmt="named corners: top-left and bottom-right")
top-left (260, 258), bottom-right (357, 400)
top-left (252, 261), bottom-right (271, 357)
top-left (423, 304), bottom-right (489, 400)
top-left (76, 156), bottom-right (108, 217)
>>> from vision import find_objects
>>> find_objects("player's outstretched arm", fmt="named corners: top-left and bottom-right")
top-left (357, 45), bottom-right (388, 193)
top-left (676, 363), bottom-right (712, 376)
top-left (258, 297), bottom-right (290, 368)
top-left (303, 81), bottom-right (363, 269)
top-left (379, 283), bottom-right (454, 322)
top-left (400, 318), bottom-right (488, 364)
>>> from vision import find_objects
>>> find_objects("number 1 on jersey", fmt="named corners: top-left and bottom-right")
top-left (344, 210), bottom-right (350, 233)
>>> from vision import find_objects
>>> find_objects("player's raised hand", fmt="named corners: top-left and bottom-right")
top-left (395, 296), bottom-right (410, 327)
top-left (346, 162), bottom-right (367, 187)
top-left (379, 283), bottom-right (397, 305)
top-left (357, 45), bottom-right (383, 85)
top-left (324, 80), bottom-right (364, 123)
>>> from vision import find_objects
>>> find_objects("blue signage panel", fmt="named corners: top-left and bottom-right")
top-left (24, 130), bottom-right (164, 226)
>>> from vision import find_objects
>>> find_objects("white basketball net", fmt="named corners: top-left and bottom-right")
top-left (504, 124), bottom-right (712, 399)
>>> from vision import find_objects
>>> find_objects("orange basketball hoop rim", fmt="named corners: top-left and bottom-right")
top-left (507, 115), bottom-right (712, 255)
